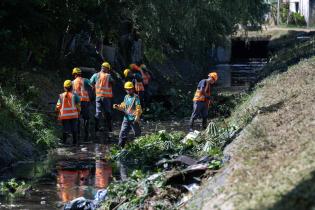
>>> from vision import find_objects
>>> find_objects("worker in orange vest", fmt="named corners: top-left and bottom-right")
top-left (189, 72), bottom-right (218, 132)
top-left (72, 67), bottom-right (92, 142)
top-left (140, 64), bottom-right (152, 106)
top-left (130, 64), bottom-right (145, 107)
top-left (56, 80), bottom-right (81, 144)
top-left (90, 62), bottom-right (115, 133)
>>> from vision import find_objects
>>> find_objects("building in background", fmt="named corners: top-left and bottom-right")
top-left (282, 0), bottom-right (315, 26)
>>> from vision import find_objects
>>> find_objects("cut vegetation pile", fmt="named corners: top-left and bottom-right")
top-left (187, 56), bottom-right (315, 210)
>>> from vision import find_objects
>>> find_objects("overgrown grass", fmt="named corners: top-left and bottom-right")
top-left (0, 178), bottom-right (31, 199)
top-left (0, 88), bottom-right (57, 149)
top-left (261, 34), bottom-right (315, 80)
top-left (0, 67), bottom-right (58, 150)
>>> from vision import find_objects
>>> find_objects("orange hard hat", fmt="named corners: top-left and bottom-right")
top-left (130, 64), bottom-right (140, 71)
top-left (209, 72), bottom-right (218, 81)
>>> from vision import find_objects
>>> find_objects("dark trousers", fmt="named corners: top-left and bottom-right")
top-left (118, 119), bottom-right (141, 148)
top-left (62, 119), bottom-right (78, 144)
top-left (189, 101), bottom-right (208, 130)
top-left (78, 101), bottom-right (90, 140)
top-left (95, 97), bottom-right (112, 132)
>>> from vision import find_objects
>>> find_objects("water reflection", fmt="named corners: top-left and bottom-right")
top-left (95, 160), bottom-right (112, 188)
top-left (57, 170), bottom-right (82, 202)
top-left (0, 120), bottom-right (189, 209)
top-left (56, 145), bottom-right (113, 202)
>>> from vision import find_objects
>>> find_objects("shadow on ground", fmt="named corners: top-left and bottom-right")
top-left (268, 170), bottom-right (315, 210)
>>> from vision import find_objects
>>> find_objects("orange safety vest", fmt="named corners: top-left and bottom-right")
top-left (95, 72), bottom-right (113, 98)
top-left (140, 70), bottom-right (151, 85)
top-left (193, 83), bottom-right (211, 102)
top-left (59, 92), bottom-right (79, 120)
top-left (73, 77), bottom-right (90, 102)
top-left (135, 81), bottom-right (144, 92)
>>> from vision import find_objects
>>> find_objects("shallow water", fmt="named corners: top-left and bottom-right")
top-left (0, 144), bottom-right (113, 210)
top-left (0, 119), bottom-right (191, 209)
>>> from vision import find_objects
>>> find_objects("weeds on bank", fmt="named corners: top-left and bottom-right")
top-left (0, 87), bottom-right (57, 149)
top-left (0, 178), bottom-right (31, 198)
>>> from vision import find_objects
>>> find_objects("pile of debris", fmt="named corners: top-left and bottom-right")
top-left (64, 128), bottom-right (234, 209)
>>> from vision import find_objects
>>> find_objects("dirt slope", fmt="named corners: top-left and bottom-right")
top-left (187, 57), bottom-right (315, 210)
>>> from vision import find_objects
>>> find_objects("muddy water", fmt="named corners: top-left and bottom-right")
top-left (0, 119), bottom-right (192, 210)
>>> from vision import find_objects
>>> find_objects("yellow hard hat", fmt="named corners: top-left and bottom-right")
top-left (123, 69), bottom-right (130, 78)
top-left (72, 67), bottom-right (81, 75)
top-left (64, 80), bottom-right (72, 88)
top-left (124, 81), bottom-right (134, 89)
top-left (101, 62), bottom-right (111, 70)
top-left (209, 72), bottom-right (218, 81)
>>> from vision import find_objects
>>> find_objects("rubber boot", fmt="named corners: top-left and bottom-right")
top-left (118, 138), bottom-right (126, 148)
top-left (189, 119), bottom-right (194, 132)
top-left (62, 133), bottom-right (68, 144)
top-left (105, 113), bottom-right (113, 132)
top-left (84, 119), bottom-right (89, 142)
top-left (202, 118), bottom-right (208, 130)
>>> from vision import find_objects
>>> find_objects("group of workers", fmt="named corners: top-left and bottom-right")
top-left (55, 62), bottom-right (151, 147)
top-left (55, 60), bottom-right (218, 148)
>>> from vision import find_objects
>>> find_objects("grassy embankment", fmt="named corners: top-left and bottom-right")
top-left (0, 68), bottom-right (61, 169)
top-left (187, 32), bottom-right (315, 210)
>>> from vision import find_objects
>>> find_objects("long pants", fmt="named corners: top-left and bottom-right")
top-left (78, 101), bottom-right (90, 140)
top-left (118, 119), bottom-right (141, 148)
top-left (189, 101), bottom-right (208, 130)
top-left (95, 97), bottom-right (112, 132)
top-left (62, 119), bottom-right (78, 144)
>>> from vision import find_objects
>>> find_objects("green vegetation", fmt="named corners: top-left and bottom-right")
top-left (102, 103), bottom-right (247, 209)
top-left (270, 2), bottom-right (307, 27)
top-left (110, 131), bottom-right (186, 169)
top-left (0, 179), bottom-right (31, 198)
top-left (0, 88), bottom-right (57, 149)
top-left (262, 35), bottom-right (315, 80)
top-left (288, 12), bottom-right (306, 26)
top-left (0, 0), bottom-right (268, 70)
top-left (0, 67), bottom-right (59, 156)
